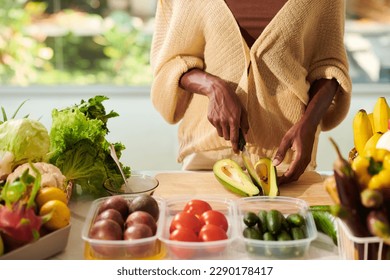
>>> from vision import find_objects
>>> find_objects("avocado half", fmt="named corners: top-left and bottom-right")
top-left (254, 158), bottom-right (279, 197)
top-left (242, 153), bottom-right (263, 193)
top-left (213, 159), bottom-right (260, 196)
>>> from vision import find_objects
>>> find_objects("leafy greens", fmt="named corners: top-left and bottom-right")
top-left (49, 96), bottom-right (130, 197)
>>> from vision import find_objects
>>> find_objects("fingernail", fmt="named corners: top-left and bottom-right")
top-left (272, 159), bottom-right (280, 166)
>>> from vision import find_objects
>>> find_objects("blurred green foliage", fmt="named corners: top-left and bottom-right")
top-left (0, 0), bottom-right (153, 86)
top-left (0, 0), bottom-right (52, 85)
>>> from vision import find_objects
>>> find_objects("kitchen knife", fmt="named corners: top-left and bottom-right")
top-left (238, 129), bottom-right (251, 161)
top-left (238, 129), bottom-right (246, 151)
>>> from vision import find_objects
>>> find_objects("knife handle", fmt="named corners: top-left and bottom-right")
top-left (238, 129), bottom-right (246, 151)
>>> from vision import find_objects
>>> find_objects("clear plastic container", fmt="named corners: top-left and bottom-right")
top-left (236, 196), bottom-right (317, 259)
top-left (337, 218), bottom-right (387, 260)
top-left (159, 195), bottom-right (237, 259)
top-left (82, 194), bottom-right (166, 260)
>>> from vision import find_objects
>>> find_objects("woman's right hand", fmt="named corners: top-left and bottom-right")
top-left (180, 69), bottom-right (249, 153)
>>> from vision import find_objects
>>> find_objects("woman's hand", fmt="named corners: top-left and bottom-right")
top-left (273, 78), bottom-right (339, 185)
top-left (206, 77), bottom-right (249, 153)
top-left (180, 69), bottom-right (249, 153)
top-left (273, 119), bottom-right (317, 185)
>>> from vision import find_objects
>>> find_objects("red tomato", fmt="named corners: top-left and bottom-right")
top-left (169, 228), bottom-right (199, 259)
top-left (169, 211), bottom-right (204, 234)
top-left (183, 199), bottom-right (212, 218)
top-left (169, 228), bottom-right (199, 242)
top-left (198, 224), bottom-right (228, 254)
top-left (199, 210), bottom-right (229, 232)
top-left (198, 224), bottom-right (228, 242)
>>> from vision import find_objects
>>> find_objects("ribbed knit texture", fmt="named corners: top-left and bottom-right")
top-left (150, 0), bottom-right (352, 168)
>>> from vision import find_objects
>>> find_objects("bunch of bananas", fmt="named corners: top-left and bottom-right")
top-left (352, 96), bottom-right (390, 158)
top-left (351, 97), bottom-right (390, 190)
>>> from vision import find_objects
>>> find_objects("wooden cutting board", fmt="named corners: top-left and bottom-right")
top-left (154, 171), bottom-right (334, 206)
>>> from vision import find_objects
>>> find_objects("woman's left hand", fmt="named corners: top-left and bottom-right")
top-left (273, 78), bottom-right (339, 185)
top-left (272, 119), bottom-right (317, 185)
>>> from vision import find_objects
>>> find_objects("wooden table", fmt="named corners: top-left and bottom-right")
top-left (154, 171), bottom-right (334, 206)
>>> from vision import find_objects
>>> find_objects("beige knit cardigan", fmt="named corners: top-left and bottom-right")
top-left (150, 0), bottom-right (352, 169)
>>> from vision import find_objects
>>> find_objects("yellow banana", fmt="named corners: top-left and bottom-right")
top-left (368, 112), bottom-right (374, 132)
top-left (388, 105), bottom-right (390, 129)
top-left (363, 132), bottom-right (383, 156)
top-left (373, 97), bottom-right (389, 133)
top-left (353, 109), bottom-right (373, 155)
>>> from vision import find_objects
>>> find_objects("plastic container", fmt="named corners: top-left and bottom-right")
top-left (160, 195), bottom-right (237, 259)
top-left (337, 218), bottom-right (387, 260)
top-left (82, 194), bottom-right (166, 260)
top-left (236, 196), bottom-right (317, 259)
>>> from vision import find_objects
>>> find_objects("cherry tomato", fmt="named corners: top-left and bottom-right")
top-left (198, 224), bottom-right (228, 254)
top-left (199, 210), bottom-right (229, 232)
top-left (169, 228), bottom-right (199, 242)
top-left (169, 211), bottom-right (204, 234)
top-left (198, 224), bottom-right (228, 242)
top-left (169, 228), bottom-right (198, 259)
top-left (183, 199), bottom-right (212, 218)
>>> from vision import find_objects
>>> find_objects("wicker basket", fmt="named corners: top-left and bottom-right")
top-left (347, 0), bottom-right (390, 22)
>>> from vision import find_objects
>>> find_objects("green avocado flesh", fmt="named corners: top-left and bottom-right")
top-left (242, 153), bottom-right (263, 194)
top-left (254, 158), bottom-right (279, 197)
top-left (213, 159), bottom-right (260, 196)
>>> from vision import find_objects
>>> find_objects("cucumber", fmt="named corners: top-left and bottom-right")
top-left (276, 230), bottom-right (293, 256)
top-left (291, 226), bottom-right (306, 240)
top-left (266, 209), bottom-right (283, 235)
top-left (243, 211), bottom-right (259, 227)
top-left (243, 227), bottom-right (263, 240)
top-left (257, 210), bottom-right (268, 233)
top-left (311, 209), bottom-right (337, 245)
top-left (286, 213), bottom-right (305, 227)
top-left (277, 230), bottom-right (292, 241)
top-left (281, 214), bottom-right (291, 232)
top-left (309, 205), bottom-right (332, 212)
top-left (263, 232), bottom-right (276, 241)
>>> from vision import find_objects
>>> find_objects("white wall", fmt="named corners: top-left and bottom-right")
top-left (1, 84), bottom-right (388, 172)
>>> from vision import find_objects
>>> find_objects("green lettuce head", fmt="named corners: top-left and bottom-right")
top-left (0, 119), bottom-right (50, 179)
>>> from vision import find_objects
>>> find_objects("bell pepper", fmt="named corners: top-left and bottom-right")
top-left (352, 149), bottom-right (390, 189)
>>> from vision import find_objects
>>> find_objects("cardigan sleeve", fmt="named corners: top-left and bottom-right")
top-left (306, 1), bottom-right (352, 131)
top-left (150, 0), bottom-right (205, 124)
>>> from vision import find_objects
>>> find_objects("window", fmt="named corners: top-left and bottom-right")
top-left (345, 0), bottom-right (390, 83)
top-left (1, 0), bottom-right (390, 86)
top-left (1, 0), bottom-right (155, 86)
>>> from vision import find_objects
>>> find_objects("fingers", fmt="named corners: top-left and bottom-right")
top-left (277, 164), bottom-right (303, 185)
top-left (277, 151), bottom-right (310, 185)
top-left (230, 125), bottom-right (239, 154)
top-left (215, 124), bottom-right (223, 138)
top-left (273, 138), bottom-right (290, 166)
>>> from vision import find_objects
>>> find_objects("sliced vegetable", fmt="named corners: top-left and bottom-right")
top-left (213, 159), bottom-right (260, 196)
